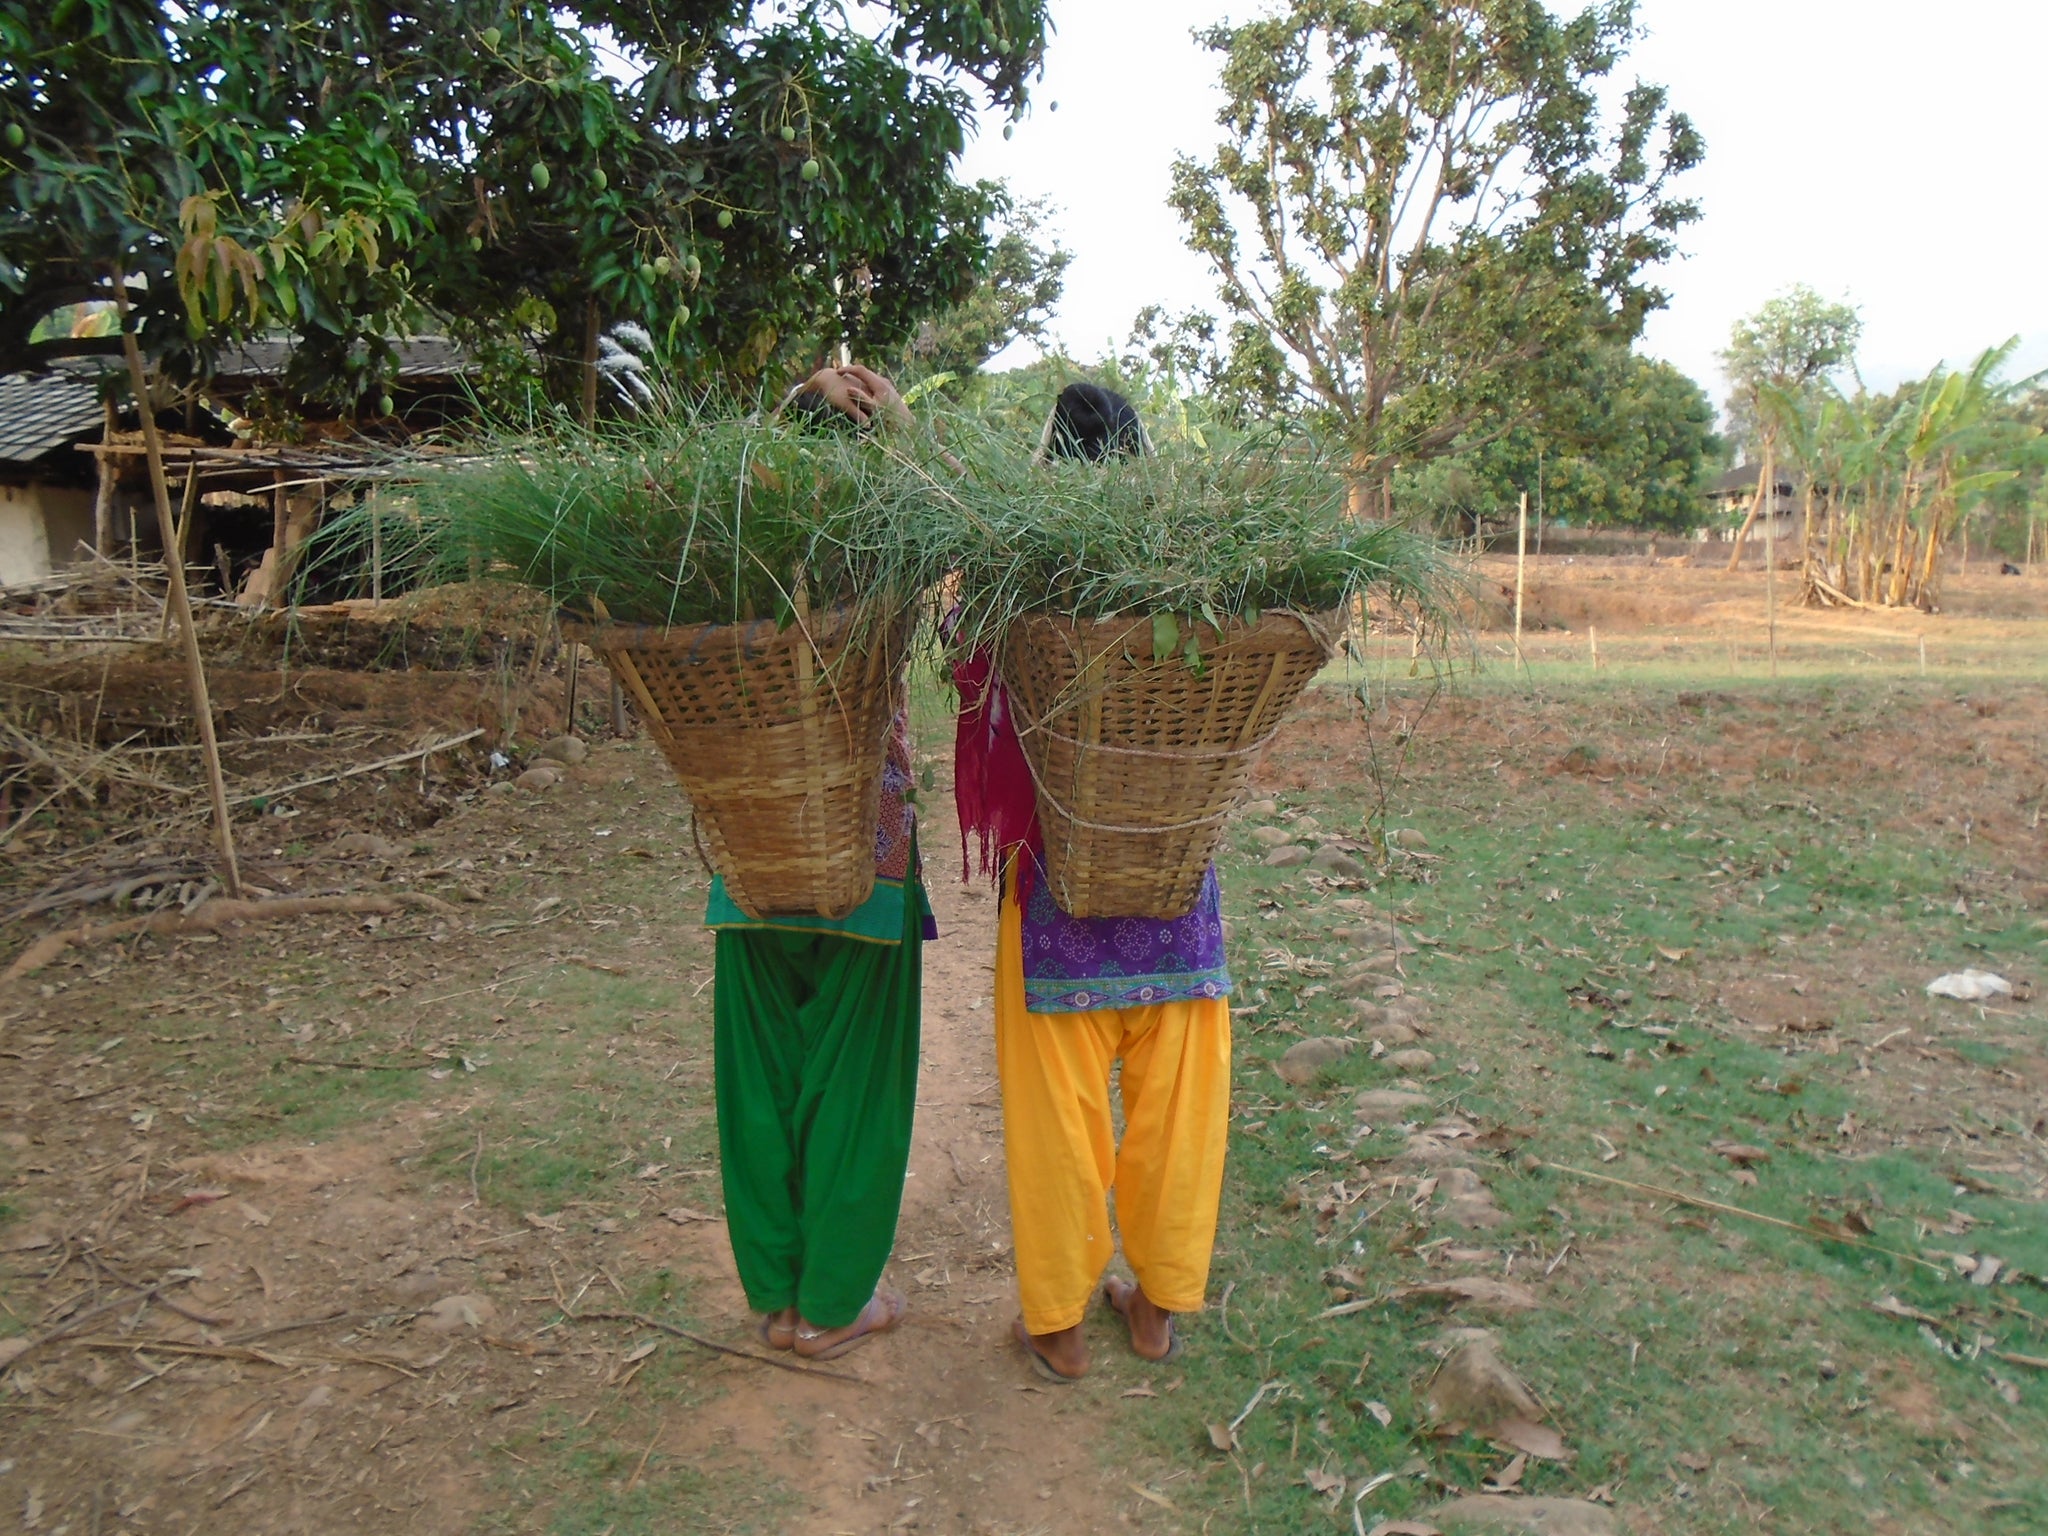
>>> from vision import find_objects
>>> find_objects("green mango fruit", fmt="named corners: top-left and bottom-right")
top-left (378, 393), bottom-right (395, 417)
top-left (468, 234), bottom-right (483, 252)
top-left (591, 166), bottom-right (608, 192)
top-left (675, 303), bottom-right (691, 325)
top-left (800, 159), bottom-right (820, 181)
top-left (530, 160), bottom-right (551, 192)
top-left (3, 123), bottom-right (24, 150)
top-left (716, 209), bottom-right (734, 229)
top-left (780, 124), bottom-right (797, 143)
top-left (481, 25), bottom-right (501, 48)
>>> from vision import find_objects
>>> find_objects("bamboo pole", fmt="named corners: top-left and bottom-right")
top-left (1513, 491), bottom-right (1529, 673)
top-left (92, 399), bottom-right (119, 554)
top-left (369, 487), bottom-right (383, 603)
top-left (1765, 451), bottom-right (1779, 679)
top-left (114, 275), bottom-right (243, 898)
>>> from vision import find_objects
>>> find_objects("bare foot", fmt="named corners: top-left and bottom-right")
top-left (1103, 1277), bottom-right (1178, 1362)
top-left (758, 1307), bottom-right (798, 1351)
top-left (1013, 1317), bottom-right (1087, 1381)
top-left (793, 1291), bottom-right (905, 1360)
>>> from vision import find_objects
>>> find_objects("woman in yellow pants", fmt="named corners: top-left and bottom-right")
top-left (992, 852), bottom-right (1233, 1379)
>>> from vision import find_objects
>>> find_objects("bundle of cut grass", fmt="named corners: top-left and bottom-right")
top-left (327, 411), bottom-right (939, 919)
top-left (926, 420), bottom-right (1447, 918)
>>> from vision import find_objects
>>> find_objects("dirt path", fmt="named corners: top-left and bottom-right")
top-left (659, 823), bottom-right (1132, 1536)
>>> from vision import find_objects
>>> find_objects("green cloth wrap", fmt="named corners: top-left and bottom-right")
top-left (711, 874), bottom-right (924, 1329)
top-left (704, 871), bottom-right (931, 946)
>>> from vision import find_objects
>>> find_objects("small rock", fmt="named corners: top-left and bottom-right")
top-left (1308, 845), bottom-right (1369, 878)
top-left (0, 1337), bottom-right (29, 1369)
top-left (1262, 845), bottom-right (1311, 869)
top-left (1251, 826), bottom-right (1296, 848)
top-left (1445, 1194), bottom-right (1509, 1230)
top-left (1291, 815), bottom-right (1323, 836)
top-left (1391, 827), bottom-right (1431, 850)
top-left (1277, 1037), bottom-right (1355, 1086)
top-left (1431, 1496), bottom-right (1617, 1536)
top-left (516, 764), bottom-right (563, 791)
top-left (1376, 1021), bottom-right (1421, 1046)
top-left (483, 781), bottom-right (521, 798)
top-left (1395, 1133), bottom-right (1469, 1167)
top-left (1354, 1088), bottom-right (1432, 1119)
top-left (1386, 1047), bottom-right (1437, 1072)
top-left (536, 734), bottom-right (589, 765)
top-left (1437, 1167), bottom-right (1490, 1200)
top-left (1425, 1332), bottom-right (1544, 1427)
top-left (1242, 799), bottom-right (1279, 818)
top-left (419, 1293), bottom-right (498, 1334)
top-left (392, 1270), bottom-right (455, 1303)
top-left (333, 831), bottom-right (403, 859)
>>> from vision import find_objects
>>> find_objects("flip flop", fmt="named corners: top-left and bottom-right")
top-left (1012, 1317), bottom-right (1083, 1384)
top-left (793, 1290), bottom-right (905, 1361)
top-left (1103, 1277), bottom-right (1183, 1364)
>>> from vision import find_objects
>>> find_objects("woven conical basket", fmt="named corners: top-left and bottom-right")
top-left (567, 600), bottom-right (913, 920)
top-left (1000, 607), bottom-right (1343, 919)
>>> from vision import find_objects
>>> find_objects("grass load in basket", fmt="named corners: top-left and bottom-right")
top-left (344, 409), bottom-right (934, 631)
top-left (922, 416), bottom-right (1448, 655)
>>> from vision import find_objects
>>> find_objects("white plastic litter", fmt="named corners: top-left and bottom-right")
top-left (1925, 969), bottom-right (2014, 1002)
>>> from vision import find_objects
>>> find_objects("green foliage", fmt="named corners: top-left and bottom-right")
top-left (1720, 284), bottom-right (1863, 456)
top-left (1398, 345), bottom-right (1723, 531)
top-left (329, 409), bottom-right (934, 628)
top-left (928, 411), bottom-right (1448, 653)
top-left (0, 0), bottom-right (1051, 412)
top-left (899, 195), bottom-right (1070, 378)
top-left (1166, 0), bottom-right (1703, 483)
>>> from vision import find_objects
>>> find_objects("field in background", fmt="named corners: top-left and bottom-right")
top-left (0, 558), bottom-right (2043, 1534)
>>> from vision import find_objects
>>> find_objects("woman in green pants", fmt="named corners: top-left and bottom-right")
top-left (706, 363), bottom-right (930, 1360)
top-left (706, 708), bottom-right (931, 1358)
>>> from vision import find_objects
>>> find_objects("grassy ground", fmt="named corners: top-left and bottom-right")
top-left (1097, 662), bottom-right (2048, 1534)
top-left (4, 627), bottom-right (2044, 1534)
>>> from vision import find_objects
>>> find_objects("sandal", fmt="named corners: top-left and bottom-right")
top-left (792, 1290), bottom-right (905, 1361)
top-left (1103, 1277), bottom-right (1182, 1364)
top-left (1012, 1317), bottom-right (1084, 1384)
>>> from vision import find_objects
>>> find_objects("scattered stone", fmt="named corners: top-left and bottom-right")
top-left (1431, 1496), bottom-right (1616, 1536)
top-left (1262, 845), bottom-right (1311, 869)
top-left (1394, 1133), bottom-right (1470, 1167)
top-left (1425, 1329), bottom-right (1544, 1428)
top-left (1386, 1047), bottom-right (1438, 1073)
top-left (1376, 1021), bottom-right (1421, 1046)
top-left (1437, 1167), bottom-right (1489, 1201)
top-left (332, 831), bottom-right (403, 860)
top-left (1291, 815), bottom-right (1323, 836)
top-left (1242, 798), bottom-right (1279, 818)
top-left (1391, 1277), bottom-right (1543, 1313)
top-left (1277, 1036), bottom-right (1356, 1085)
top-left (1445, 1195), bottom-right (1510, 1230)
top-left (483, 781), bottom-right (521, 798)
top-left (516, 764), bottom-right (564, 791)
top-left (1354, 1088), bottom-right (1432, 1119)
top-left (1308, 845), bottom-right (1369, 878)
top-left (1391, 827), bottom-right (1431, 850)
top-left (1251, 826), bottom-right (1296, 848)
top-left (420, 1293), bottom-right (498, 1334)
top-left (536, 734), bottom-right (589, 765)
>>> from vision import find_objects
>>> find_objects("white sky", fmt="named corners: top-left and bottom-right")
top-left (955, 0), bottom-right (2048, 406)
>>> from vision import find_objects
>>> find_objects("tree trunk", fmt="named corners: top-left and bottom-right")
top-left (92, 400), bottom-right (119, 554)
top-left (1725, 435), bottom-right (1774, 572)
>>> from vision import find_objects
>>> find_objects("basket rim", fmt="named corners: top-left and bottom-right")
top-left (560, 596), bottom-right (909, 652)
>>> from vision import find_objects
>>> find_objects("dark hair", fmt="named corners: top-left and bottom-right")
top-left (782, 386), bottom-right (861, 433)
top-left (1041, 382), bottom-right (1147, 462)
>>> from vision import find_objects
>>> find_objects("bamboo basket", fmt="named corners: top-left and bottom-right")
top-left (1000, 607), bottom-right (1344, 919)
top-left (566, 600), bottom-right (913, 920)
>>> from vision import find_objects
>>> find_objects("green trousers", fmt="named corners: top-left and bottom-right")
top-left (711, 888), bottom-right (923, 1329)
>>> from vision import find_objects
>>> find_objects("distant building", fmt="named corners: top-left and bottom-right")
top-left (1707, 462), bottom-right (1806, 546)
top-left (0, 369), bottom-right (108, 585)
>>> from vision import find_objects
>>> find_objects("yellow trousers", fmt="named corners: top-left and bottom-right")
top-left (995, 884), bottom-right (1233, 1335)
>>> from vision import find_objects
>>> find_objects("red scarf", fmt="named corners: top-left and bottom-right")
top-left (951, 647), bottom-right (1042, 888)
